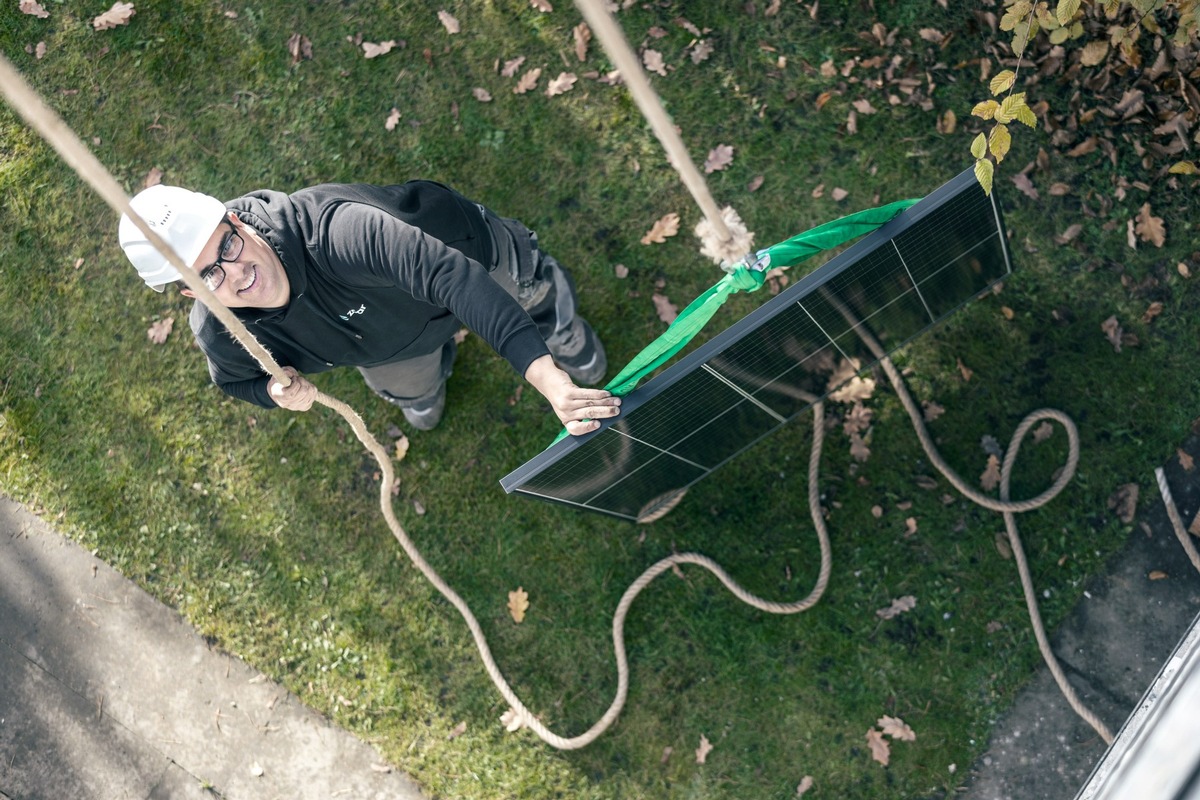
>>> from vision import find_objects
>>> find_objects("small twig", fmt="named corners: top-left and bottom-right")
top-left (95, 693), bottom-right (104, 720)
top-left (214, 708), bottom-right (223, 732)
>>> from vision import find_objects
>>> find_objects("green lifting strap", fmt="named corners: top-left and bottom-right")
top-left (548, 197), bottom-right (920, 446)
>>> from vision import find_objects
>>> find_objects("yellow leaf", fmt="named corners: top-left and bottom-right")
top-left (970, 132), bottom-right (987, 159)
top-left (996, 93), bottom-right (1027, 124)
top-left (1015, 104), bottom-right (1037, 128)
top-left (507, 587), bottom-right (530, 623)
top-left (974, 158), bottom-right (994, 195)
top-left (972, 99), bottom-right (1000, 120)
top-left (989, 124), bottom-right (1012, 163)
top-left (1049, 26), bottom-right (1071, 44)
top-left (1056, 0), bottom-right (1081, 25)
top-left (989, 69), bottom-right (1016, 95)
top-left (1169, 161), bottom-right (1198, 175)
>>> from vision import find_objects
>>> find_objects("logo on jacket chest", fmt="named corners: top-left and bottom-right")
top-left (339, 304), bottom-right (367, 321)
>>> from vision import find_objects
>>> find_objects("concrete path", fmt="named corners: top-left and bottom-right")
top-left (0, 496), bottom-right (426, 800)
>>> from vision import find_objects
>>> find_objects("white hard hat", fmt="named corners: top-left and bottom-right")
top-left (118, 185), bottom-right (228, 292)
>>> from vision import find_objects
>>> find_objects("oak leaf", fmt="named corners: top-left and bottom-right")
top-left (849, 431), bottom-right (871, 463)
top-left (1101, 316), bottom-right (1123, 352)
top-left (147, 317), bottom-right (173, 344)
top-left (507, 587), bottom-right (530, 623)
top-left (1107, 483), bottom-right (1138, 524)
top-left (1134, 203), bottom-right (1166, 247)
top-left (1141, 302), bottom-right (1163, 323)
top-left (385, 107), bottom-right (401, 130)
top-left (980, 455), bottom-right (1002, 491)
top-left (703, 144), bottom-right (734, 173)
top-left (1032, 421), bottom-right (1053, 443)
top-left (651, 293), bottom-right (678, 325)
top-left (690, 40), bottom-right (714, 64)
top-left (513, 67), bottom-right (542, 94)
top-left (501, 56), bottom-right (526, 77)
top-left (641, 212), bottom-right (680, 244)
top-left (1179, 449), bottom-right (1194, 472)
top-left (876, 595), bottom-right (916, 620)
top-left (878, 715), bottom-right (916, 741)
top-left (643, 49), bottom-right (667, 76)
top-left (20, 0), bottom-right (50, 18)
top-left (866, 728), bottom-right (890, 765)
top-left (695, 734), bottom-right (714, 764)
top-left (362, 40), bottom-right (398, 59)
top-left (546, 72), bottom-right (577, 97)
top-left (573, 22), bottom-right (591, 61)
top-left (93, 2), bottom-right (135, 30)
top-left (437, 10), bottom-right (460, 34)
top-left (923, 401), bottom-right (945, 422)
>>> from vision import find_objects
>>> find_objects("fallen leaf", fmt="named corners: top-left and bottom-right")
top-left (1134, 203), bottom-right (1166, 247)
top-left (1189, 509), bottom-right (1200, 537)
top-left (956, 357), bottom-right (973, 381)
top-left (513, 67), bottom-right (542, 94)
top-left (394, 434), bottom-right (410, 461)
top-left (34, 41), bottom-right (47, 59)
top-left (866, 728), bottom-right (890, 765)
top-left (871, 505), bottom-right (884, 518)
top-left (143, 167), bottom-right (163, 188)
top-left (878, 715), bottom-right (916, 741)
top-left (287, 33), bottom-right (312, 64)
top-left (20, 0), bottom-right (50, 18)
top-left (903, 517), bottom-right (918, 536)
top-left (843, 402), bottom-right (873, 436)
top-left (876, 595), bottom-right (916, 620)
top-left (437, 10), bottom-right (460, 34)
top-left (472, 87), bottom-right (492, 102)
top-left (1141, 301), bottom-right (1163, 323)
top-left (573, 22), bottom-right (591, 61)
top-left (980, 455), bottom-right (1001, 492)
top-left (147, 317), bottom-right (173, 344)
top-left (1101, 316), bottom-right (1123, 352)
top-left (501, 56), bottom-right (526, 77)
top-left (1179, 262), bottom-right (1192, 279)
top-left (1079, 40), bottom-right (1108, 66)
top-left (1149, 570), bottom-right (1168, 580)
top-left (1179, 449), bottom-right (1194, 471)
top-left (652, 293), bottom-right (678, 325)
top-left (1048, 183), bottom-right (1071, 196)
top-left (643, 49), bottom-right (667, 77)
top-left (1011, 172), bottom-right (1039, 200)
top-left (448, 720), bottom-right (467, 740)
top-left (849, 431), bottom-right (871, 462)
top-left (695, 734), bottom-right (713, 764)
top-left (796, 775), bottom-right (814, 796)
top-left (852, 98), bottom-right (877, 115)
top-left (362, 40), bottom-right (398, 59)
top-left (93, 1), bottom-right (135, 30)
top-left (385, 107), bottom-right (401, 130)
top-left (915, 475), bottom-right (938, 491)
top-left (994, 530), bottom-right (1012, 559)
top-left (703, 144), bottom-right (734, 174)
top-left (986, 620), bottom-right (1004, 633)
top-left (831, 187), bottom-right (849, 201)
top-left (546, 72), bottom-right (577, 97)
top-left (660, 746), bottom-right (673, 764)
top-left (507, 587), bottom-right (530, 623)
top-left (500, 707), bottom-right (525, 732)
top-left (613, 263), bottom-right (629, 279)
top-left (1107, 483), bottom-right (1138, 524)
top-left (923, 401), bottom-right (945, 422)
top-left (641, 212), bottom-right (680, 244)
top-left (1054, 223), bottom-right (1083, 244)
top-left (690, 40), bottom-right (714, 64)
top-left (508, 385), bottom-right (524, 406)
top-left (937, 109), bottom-right (957, 134)
top-left (412, 499), bottom-right (426, 515)
top-left (369, 762), bottom-right (393, 773)
top-left (747, 175), bottom-right (764, 192)
top-left (1032, 421), bottom-right (1053, 443)
top-left (530, 0), bottom-right (552, 11)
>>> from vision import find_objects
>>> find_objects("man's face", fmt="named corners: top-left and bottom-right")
top-left (185, 213), bottom-right (290, 309)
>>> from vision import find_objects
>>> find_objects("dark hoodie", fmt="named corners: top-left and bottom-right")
top-left (188, 181), bottom-right (549, 408)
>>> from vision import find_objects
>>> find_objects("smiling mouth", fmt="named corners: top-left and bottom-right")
top-left (236, 266), bottom-right (258, 295)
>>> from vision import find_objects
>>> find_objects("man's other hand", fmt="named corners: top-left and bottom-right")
top-left (524, 354), bottom-right (620, 435)
top-left (269, 366), bottom-right (318, 411)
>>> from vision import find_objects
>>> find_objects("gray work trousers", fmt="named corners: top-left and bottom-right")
top-left (357, 210), bottom-right (579, 407)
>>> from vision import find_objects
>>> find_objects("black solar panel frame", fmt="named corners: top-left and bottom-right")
top-left (500, 167), bottom-right (1012, 520)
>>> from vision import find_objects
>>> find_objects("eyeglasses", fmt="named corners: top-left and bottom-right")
top-left (198, 224), bottom-right (244, 291)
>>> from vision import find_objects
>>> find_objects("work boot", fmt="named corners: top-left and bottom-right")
top-left (401, 382), bottom-right (446, 431)
top-left (548, 317), bottom-right (607, 386)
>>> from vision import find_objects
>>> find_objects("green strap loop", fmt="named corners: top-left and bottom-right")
top-left (547, 197), bottom-right (920, 446)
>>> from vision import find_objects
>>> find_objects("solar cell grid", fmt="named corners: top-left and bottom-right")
top-left (501, 168), bottom-right (1011, 521)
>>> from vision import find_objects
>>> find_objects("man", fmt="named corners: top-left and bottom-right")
top-left (118, 181), bottom-right (621, 435)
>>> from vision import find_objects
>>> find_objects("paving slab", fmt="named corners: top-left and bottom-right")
top-left (0, 495), bottom-right (426, 800)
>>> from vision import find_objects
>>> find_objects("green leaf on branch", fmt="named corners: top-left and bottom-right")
top-left (971, 132), bottom-right (988, 159)
top-left (972, 99), bottom-right (1001, 120)
top-left (1015, 103), bottom-right (1037, 127)
top-left (1000, 0), bottom-right (1032, 31)
top-left (989, 70), bottom-right (1016, 95)
top-left (996, 93), bottom-right (1029, 124)
top-left (1055, 0), bottom-right (1081, 25)
top-left (989, 124), bottom-right (1012, 163)
top-left (1049, 26), bottom-right (1070, 44)
top-left (974, 158), bottom-right (995, 195)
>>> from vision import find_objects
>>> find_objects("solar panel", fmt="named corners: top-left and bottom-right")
top-left (501, 167), bottom-right (1012, 521)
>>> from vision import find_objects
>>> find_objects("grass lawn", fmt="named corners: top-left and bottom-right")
top-left (2, 1), bottom-right (1198, 798)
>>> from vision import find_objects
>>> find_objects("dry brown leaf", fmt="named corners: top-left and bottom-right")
top-left (1032, 421), bottom-right (1053, 443)
top-left (1011, 172), bottom-right (1039, 200)
top-left (703, 144), bottom-right (734, 174)
top-left (690, 40), bottom-right (714, 64)
top-left (394, 434), bottom-right (410, 461)
top-left (472, 87), bottom-right (492, 102)
top-left (1178, 449), bottom-right (1194, 471)
top-left (143, 166), bottom-right (163, 188)
top-left (695, 734), bottom-right (714, 764)
top-left (652, 293), bottom-right (678, 325)
top-left (287, 33), bottom-right (312, 64)
top-left (1108, 483), bottom-right (1138, 524)
top-left (878, 715), bottom-right (916, 741)
top-left (923, 401), bottom-right (945, 422)
top-left (507, 587), bottom-right (530, 623)
top-left (831, 187), bottom-right (849, 202)
top-left (903, 516), bottom-right (918, 536)
top-left (20, 0), bottom-right (50, 18)
top-left (362, 40), bottom-right (398, 59)
top-left (852, 98), bottom-right (877, 115)
top-left (876, 595), bottom-right (916, 620)
top-left (937, 109), bottom-right (957, 134)
top-left (956, 357), bottom-right (973, 381)
top-left (1066, 137), bottom-right (1098, 157)
top-left (849, 431), bottom-right (871, 463)
top-left (1142, 301), bottom-right (1163, 323)
top-left (147, 317), bottom-right (173, 344)
top-left (529, 0), bottom-right (553, 11)
top-left (1054, 223), bottom-right (1083, 245)
top-left (866, 728), bottom-right (890, 765)
top-left (1189, 509), bottom-right (1200, 537)
top-left (1049, 183), bottom-right (1071, 196)
top-left (1080, 40), bottom-right (1109, 66)
top-left (1101, 316), bottom-right (1123, 353)
top-left (546, 72), bottom-right (577, 97)
top-left (447, 720), bottom-right (467, 740)
top-left (1179, 262), bottom-right (1192, 279)
top-left (747, 174), bottom-right (764, 192)
top-left (413, 499), bottom-right (426, 515)
top-left (573, 22), bottom-right (591, 61)
top-left (643, 49), bottom-right (667, 77)
top-left (1149, 570), bottom-right (1168, 581)
top-left (1134, 203), bottom-right (1166, 247)
top-left (437, 10), bottom-right (460, 34)
top-left (500, 707), bottom-right (524, 731)
top-left (641, 212), bottom-right (680, 245)
top-left (871, 505), bottom-right (884, 518)
top-left (501, 56), bottom-right (526, 77)
top-left (613, 263), bottom-right (629, 279)
top-left (980, 455), bottom-right (1001, 492)
top-left (811, 183), bottom-right (825, 199)
top-left (994, 530), bottom-right (1013, 559)
top-left (34, 41), bottom-right (47, 59)
top-left (846, 109), bottom-right (858, 135)
top-left (385, 107), bottom-right (401, 130)
top-left (93, 2), bottom-right (135, 30)
top-left (513, 67), bottom-right (542, 94)
top-left (796, 775), bottom-right (814, 796)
